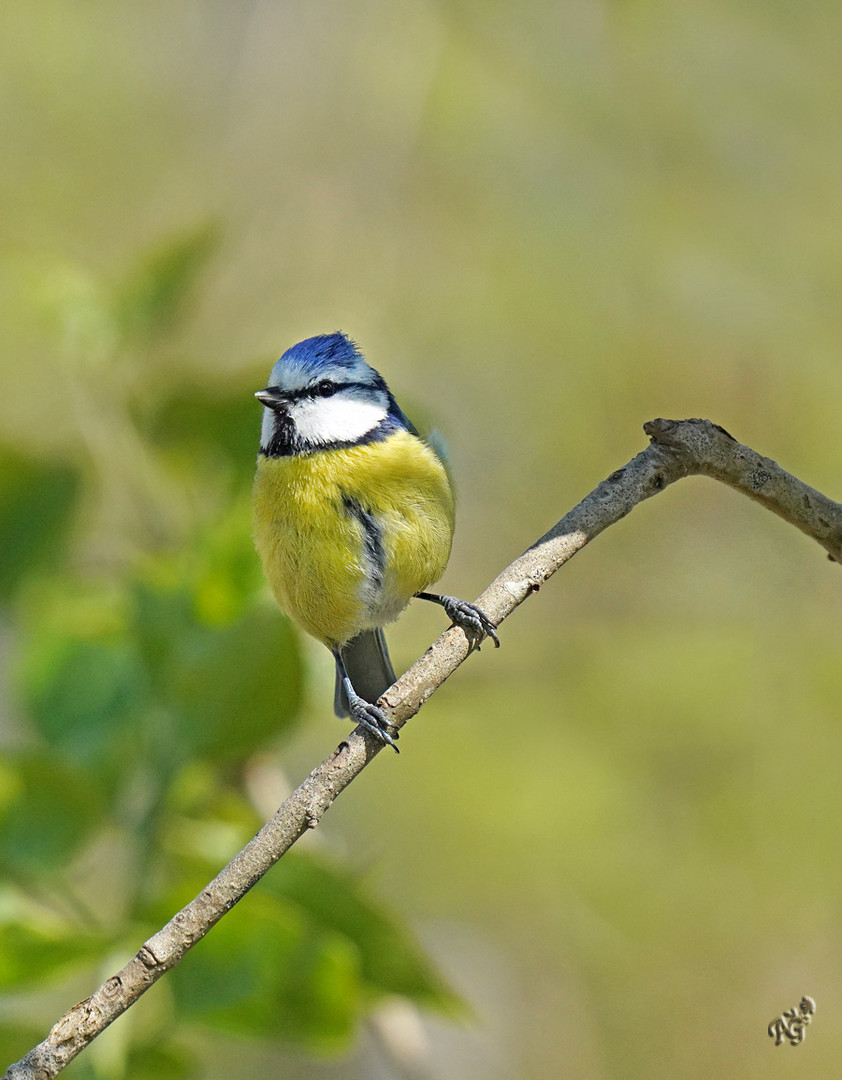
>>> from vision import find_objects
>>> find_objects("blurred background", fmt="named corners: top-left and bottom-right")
top-left (1, 1), bottom-right (841, 1077)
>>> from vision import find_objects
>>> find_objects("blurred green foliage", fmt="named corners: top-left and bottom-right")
top-left (0, 233), bottom-right (456, 1076)
top-left (0, 451), bottom-right (80, 603)
top-left (148, 854), bottom-right (457, 1051)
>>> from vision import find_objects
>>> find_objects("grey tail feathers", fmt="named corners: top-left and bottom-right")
top-left (333, 628), bottom-right (396, 717)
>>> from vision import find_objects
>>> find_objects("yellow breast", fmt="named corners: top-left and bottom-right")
top-left (252, 429), bottom-right (455, 648)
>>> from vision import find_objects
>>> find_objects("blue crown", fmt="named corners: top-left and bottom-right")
top-left (276, 332), bottom-right (366, 379)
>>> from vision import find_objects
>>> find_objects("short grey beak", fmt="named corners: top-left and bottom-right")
top-left (255, 387), bottom-right (286, 408)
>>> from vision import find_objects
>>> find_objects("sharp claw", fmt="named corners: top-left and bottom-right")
top-left (348, 696), bottom-right (400, 753)
top-left (441, 597), bottom-right (500, 650)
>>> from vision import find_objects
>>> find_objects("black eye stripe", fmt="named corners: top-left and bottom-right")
top-left (283, 379), bottom-right (374, 402)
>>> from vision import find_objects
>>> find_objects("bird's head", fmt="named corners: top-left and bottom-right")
top-left (256, 333), bottom-right (403, 455)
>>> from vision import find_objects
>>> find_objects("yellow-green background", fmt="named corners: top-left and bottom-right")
top-left (2, 2), bottom-right (841, 1077)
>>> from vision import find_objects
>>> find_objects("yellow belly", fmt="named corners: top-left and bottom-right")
top-left (252, 429), bottom-right (455, 648)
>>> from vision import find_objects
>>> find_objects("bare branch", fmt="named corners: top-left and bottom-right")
top-left (5, 418), bottom-right (840, 1079)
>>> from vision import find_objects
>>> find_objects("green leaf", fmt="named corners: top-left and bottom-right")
top-left (170, 605), bottom-right (303, 760)
top-left (266, 854), bottom-right (460, 1011)
top-left (112, 223), bottom-right (219, 345)
top-left (21, 637), bottom-right (146, 766)
top-left (122, 1040), bottom-right (197, 1080)
top-left (0, 448), bottom-right (81, 603)
top-left (154, 853), bottom-right (460, 1050)
top-left (0, 754), bottom-right (105, 874)
top-left (131, 580), bottom-right (195, 687)
top-left (0, 1024), bottom-right (49, 1072)
top-left (166, 887), bottom-right (361, 1051)
top-left (131, 505), bottom-right (264, 632)
top-left (130, 569), bottom-right (304, 762)
top-left (0, 919), bottom-right (105, 992)
top-left (136, 378), bottom-right (262, 479)
top-left (191, 503), bottom-right (264, 626)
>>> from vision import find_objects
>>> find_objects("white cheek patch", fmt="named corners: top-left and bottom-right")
top-left (291, 393), bottom-right (388, 446)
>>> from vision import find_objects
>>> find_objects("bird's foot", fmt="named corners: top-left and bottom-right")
top-left (347, 694), bottom-right (400, 753)
top-left (439, 595), bottom-right (500, 652)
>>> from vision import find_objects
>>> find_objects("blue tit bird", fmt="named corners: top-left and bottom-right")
top-left (252, 332), bottom-right (499, 752)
